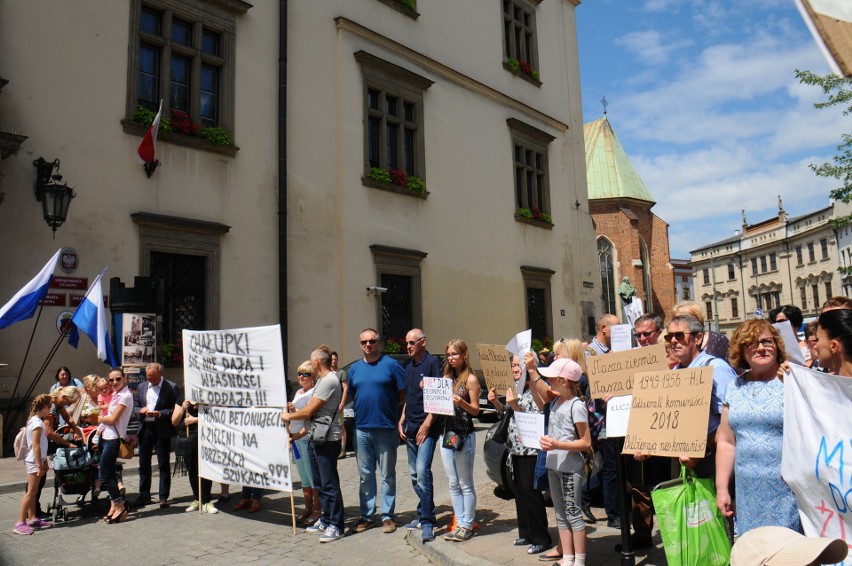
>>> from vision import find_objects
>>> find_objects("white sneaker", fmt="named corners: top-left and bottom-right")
top-left (306, 518), bottom-right (328, 534)
top-left (185, 500), bottom-right (200, 513)
top-left (203, 502), bottom-right (219, 514)
top-left (319, 525), bottom-right (342, 543)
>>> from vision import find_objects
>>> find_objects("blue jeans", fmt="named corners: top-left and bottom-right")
top-left (354, 428), bottom-right (398, 521)
top-left (406, 435), bottom-right (437, 526)
top-left (440, 431), bottom-right (476, 529)
top-left (98, 439), bottom-right (123, 503)
top-left (310, 440), bottom-right (344, 530)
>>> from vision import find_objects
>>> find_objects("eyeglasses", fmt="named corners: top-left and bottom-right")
top-left (360, 339), bottom-right (378, 345)
top-left (746, 338), bottom-right (776, 351)
top-left (664, 331), bottom-right (696, 343)
top-left (406, 338), bottom-right (424, 346)
top-left (108, 377), bottom-right (123, 383)
top-left (634, 330), bottom-right (660, 338)
top-left (447, 352), bottom-right (462, 358)
top-left (297, 372), bottom-right (313, 378)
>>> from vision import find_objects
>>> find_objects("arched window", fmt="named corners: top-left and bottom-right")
top-left (640, 238), bottom-right (653, 311)
top-left (598, 237), bottom-right (616, 315)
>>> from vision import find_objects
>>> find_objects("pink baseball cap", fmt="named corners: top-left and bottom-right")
top-left (537, 358), bottom-right (582, 382)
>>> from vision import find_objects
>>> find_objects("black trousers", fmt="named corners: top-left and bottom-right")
top-left (512, 454), bottom-right (551, 546)
top-left (138, 424), bottom-right (172, 500)
top-left (187, 432), bottom-right (212, 504)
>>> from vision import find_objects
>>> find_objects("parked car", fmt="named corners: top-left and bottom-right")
top-left (483, 416), bottom-right (513, 496)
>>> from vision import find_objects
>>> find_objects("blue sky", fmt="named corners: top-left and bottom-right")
top-left (575, 0), bottom-right (847, 258)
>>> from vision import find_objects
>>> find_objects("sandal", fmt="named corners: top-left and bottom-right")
top-left (539, 552), bottom-right (562, 562)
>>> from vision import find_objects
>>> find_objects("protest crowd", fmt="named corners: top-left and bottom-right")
top-left (11, 298), bottom-right (852, 566)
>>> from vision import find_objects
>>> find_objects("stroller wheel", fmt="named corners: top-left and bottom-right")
top-left (52, 507), bottom-right (60, 522)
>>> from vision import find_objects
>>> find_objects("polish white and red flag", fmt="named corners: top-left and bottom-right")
top-left (136, 100), bottom-right (162, 165)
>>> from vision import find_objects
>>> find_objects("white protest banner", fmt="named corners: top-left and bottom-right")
top-left (782, 365), bottom-right (852, 544)
top-left (199, 406), bottom-right (292, 491)
top-left (610, 324), bottom-right (634, 352)
top-left (622, 367), bottom-right (714, 458)
top-left (505, 329), bottom-right (532, 395)
top-left (423, 377), bottom-right (454, 416)
top-left (604, 395), bottom-right (632, 438)
top-left (514, 411), bottom-right (545, 450)
top-left (772, 320), bottom-right (805, 365)
top-left (183, 325), bottom-right (286, 407)
top-left (624, 297), bottom-right (644, 326)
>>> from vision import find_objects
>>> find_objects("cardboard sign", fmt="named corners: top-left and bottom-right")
top-left (586, 343), bottom-right (669, 399)
top-left (772, 320), bottom-right (805, 365)
top-left (477, 343), bottom-right (514, 392)
top-left (183, 325), bottom-right (287, 407)
top-left (622, 367), bottom-right (714, 458)
top-left (423, 377), bottom-right (454, 415)
top-left (513, 411), bottom-right (545, 450)
top-left (610, 324), bottom-right (634, 352)
top-left (604, 395), bottom-right (632, 438)
top-left (782, 365), bottom-right (852, 543)
top-left (199, 406), bottom-right (291, 492)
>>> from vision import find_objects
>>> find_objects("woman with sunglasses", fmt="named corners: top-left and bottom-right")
top-left (715, 320), bottom-right (799, 535)
top-left (96, 368), bottom-right (134, 524)
top-left (290, 361), bottom-right (320, 524)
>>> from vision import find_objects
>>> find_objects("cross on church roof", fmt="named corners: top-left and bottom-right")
top-left (601, 96), bottom-right (608, 115)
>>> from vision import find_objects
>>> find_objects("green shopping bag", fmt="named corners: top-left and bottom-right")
top-left (651, 465), bottom-right (731, 566)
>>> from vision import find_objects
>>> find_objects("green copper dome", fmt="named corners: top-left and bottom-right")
top-left (584, 116), bottom-right (655, 203)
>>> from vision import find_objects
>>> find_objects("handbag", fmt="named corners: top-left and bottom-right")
top-left (651, 464), bottom-right (732, 566)
top-left (309, 403), bottom-right (339, 445)
top-left (442, 429), bottom-right (465, 451)
top-left (118, 438), bottom-right (137, 460)
top-left (490, 408), bottom-right (513, 446)
top-left (173, 425), bottom-right (191, 477)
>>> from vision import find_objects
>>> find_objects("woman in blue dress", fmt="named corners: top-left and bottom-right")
top-left (715, 319), bottom-right (800, 535)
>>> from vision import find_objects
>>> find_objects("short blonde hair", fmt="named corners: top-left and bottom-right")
top-left (563, 339), bottom-right (587, 372)
top-left (81, 374), bottom-right (101, 392)
top-left (50, 385), bottom-right (81, 405)
top-left (672, 300), bottom-right (705, 326)
top-left (297, 360), bottom-right (314, 376)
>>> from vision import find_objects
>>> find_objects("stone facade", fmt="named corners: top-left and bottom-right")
top-left (689, 200), bottom-right (851, 335)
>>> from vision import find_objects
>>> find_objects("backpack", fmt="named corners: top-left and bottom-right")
top-left (13, 426), bottom-right (28, 461)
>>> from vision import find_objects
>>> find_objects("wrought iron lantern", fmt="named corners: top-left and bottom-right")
top-left (33, 157), bottom-right (75, 237)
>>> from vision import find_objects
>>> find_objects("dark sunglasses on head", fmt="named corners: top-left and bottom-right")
top-left (664, 331), bottom-right (696, 343)
top-left (360, 339), bottom-right (378, 345)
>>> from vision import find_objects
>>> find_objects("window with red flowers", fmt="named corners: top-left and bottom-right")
top-left (503, 0), bottom-right (540, 80)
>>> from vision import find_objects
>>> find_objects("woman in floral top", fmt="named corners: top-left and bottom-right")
top-left (490, 355), bottom-right (551, 555)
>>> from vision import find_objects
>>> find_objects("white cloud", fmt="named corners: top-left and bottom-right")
top-left (616, 30), bottom-right (693, 66)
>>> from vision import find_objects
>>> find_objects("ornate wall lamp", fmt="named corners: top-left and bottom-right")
top-left (33, 157), bottom-right (75, 238)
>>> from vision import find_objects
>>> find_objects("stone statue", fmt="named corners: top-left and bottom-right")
top-left (618, 276), bottom-right (636, 304)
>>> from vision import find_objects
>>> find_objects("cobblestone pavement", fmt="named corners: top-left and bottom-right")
top-left (0, 423), bottom-right (667, 566)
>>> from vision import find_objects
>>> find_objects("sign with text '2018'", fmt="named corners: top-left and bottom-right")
top-left (586, 343), bottom-right (669, 399)
top-left (622, 367), bottom-right (713, 459)
top-left (199, 406), bottom-right (292, 492)
top-left (183, 325), bottom-right (287, 407)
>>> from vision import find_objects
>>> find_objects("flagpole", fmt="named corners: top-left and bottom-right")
top-left (8, 303), bottom-right (45, 404)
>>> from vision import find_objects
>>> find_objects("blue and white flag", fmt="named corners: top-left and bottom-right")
top-left (68, 269), bottom-right (119, 366)
top-left (0, 249), bottom-right (61, 330)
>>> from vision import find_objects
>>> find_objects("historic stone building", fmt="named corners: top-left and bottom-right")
top-left (585, 115), bottom-right (676, 322)
top-left (689, 199), bottom-right (851, 335)
top-left (0, 1), bottom-right (599, 415)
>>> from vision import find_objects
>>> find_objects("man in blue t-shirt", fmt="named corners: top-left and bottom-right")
top-left (397, 328), bottom-right (443, 542)
top-left (348, 328), bottom-right (405, 534)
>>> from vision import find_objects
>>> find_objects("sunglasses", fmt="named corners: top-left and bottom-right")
top-left (664, 331), bottom-right (696, 343)
top-left (360, 339), bottom-right (378, 345)
top-left (297, 372), bottom-right (313, 378)
top-left (406, 338), bottom-right (424, 346)
top-left (108, 377), bottom-right (123, 383)
top-left (634, 331), bottom-right (659, 338)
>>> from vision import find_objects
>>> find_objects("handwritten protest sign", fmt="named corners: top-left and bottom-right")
top-left (514, 411), bottom-right (545, 450)
top-left (604, 395), bottom-right (632, 438)
top-left (782, 365), bottom-right (852, 545)
top-left (586, 343), bottom-right (668, 399)
top-left (477, 343), bottom-right (514, 392)
top-left (622, 367), bottom-right (713, 458)
top-left (610, 324), bottom-right (634, 352)
top-left (183, 325), bottom-right (286, 407)
top-left (199, 406), bottom-right (292, 491)
top-left (423, 377), bottom-right (454, 415)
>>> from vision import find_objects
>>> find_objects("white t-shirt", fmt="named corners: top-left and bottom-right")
top-left (24, 416), bottom-right (47, 465)
top-left (101, 388), bottom-right (134, 440)
top-left (290, 386), bottom-right (314, 434)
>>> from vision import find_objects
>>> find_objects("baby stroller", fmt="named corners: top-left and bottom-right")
top-left (47, 426), bottom-right (98, 522)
